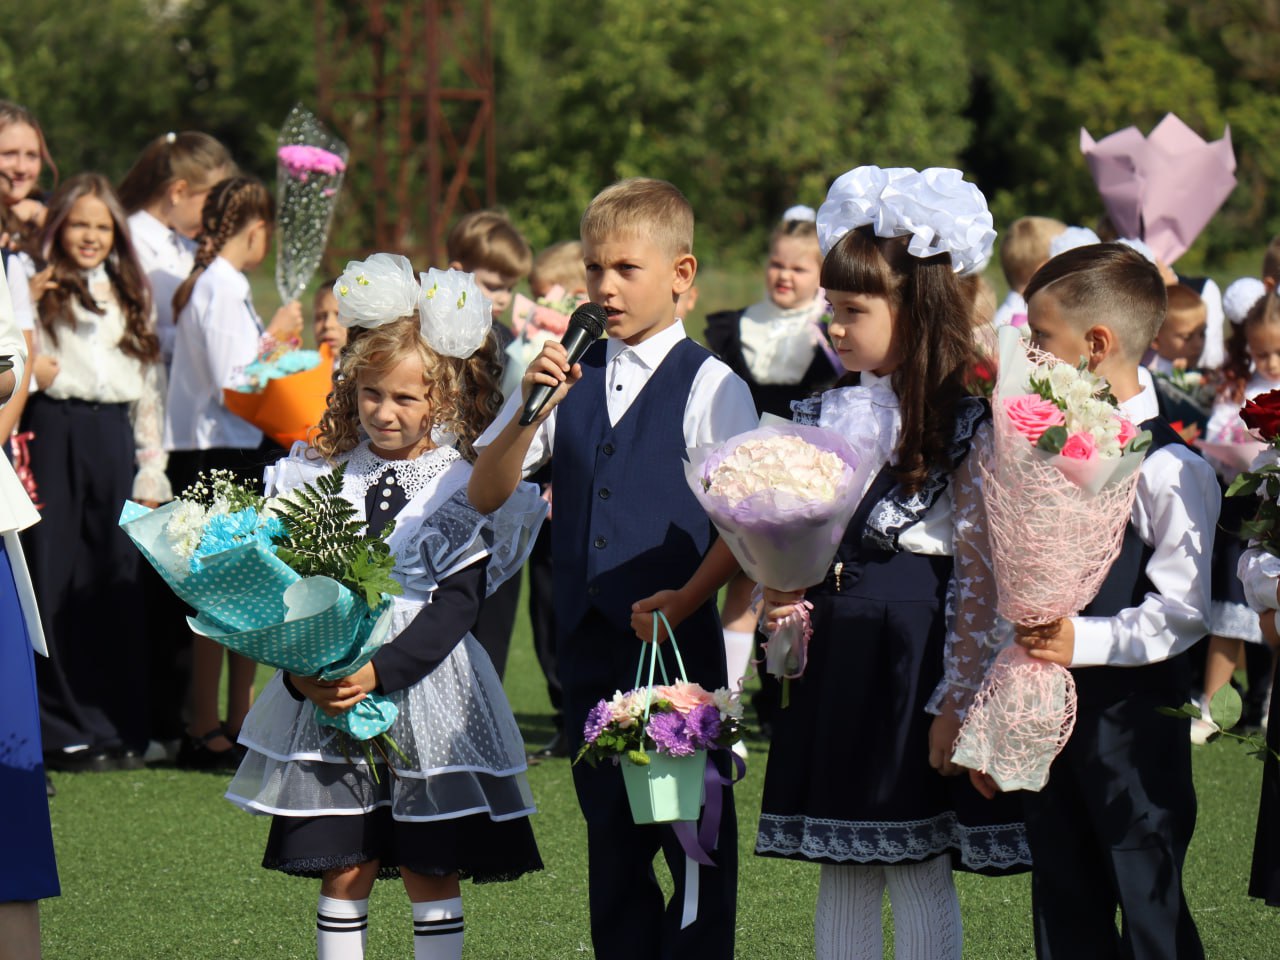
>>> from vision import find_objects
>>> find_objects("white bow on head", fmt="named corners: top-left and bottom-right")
top-left (333, 255), bottom-right (494, 359)
top-left (816, 166), bottom-right (995, 276)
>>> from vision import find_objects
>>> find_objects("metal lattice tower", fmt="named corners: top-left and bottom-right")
top-left (315, 0), bottom-right (496, 265)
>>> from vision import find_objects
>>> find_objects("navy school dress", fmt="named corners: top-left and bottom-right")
top-left (756, 396), bottom-right (1031, 874)
top-left (552, 336), bottom-right (738, 960)
top-left (1021, 417), bottom-right (1204, 960)
top-left (0, 537), bottom-right (60, 902)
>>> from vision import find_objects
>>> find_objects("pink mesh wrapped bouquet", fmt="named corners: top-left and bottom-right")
top-left (686, 424), bottom-right (873, 680)
top-left (953, 327), bottom-right (1151, 790)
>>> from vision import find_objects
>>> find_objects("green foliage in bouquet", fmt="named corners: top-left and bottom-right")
top-left (1159, 686), bottom-right (1279, 761)
top-left (1226, 461), bottom-right (1280, 556)
top-left (271, 463), bottom-right (403, 608)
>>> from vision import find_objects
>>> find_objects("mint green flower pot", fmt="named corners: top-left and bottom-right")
top-left (621, 749), bottom-right (706, 824)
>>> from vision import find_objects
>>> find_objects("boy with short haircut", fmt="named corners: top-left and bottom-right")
top-left (1010, 243), bottom-right (1219, 960)
top-left (1150, 283), bottom-right (1208, 374)
top-left (311, 277), bottom-right (347, 361)
top-left (529, 239), bottom-right (587, 299)
top-left (994, 215), bottom-right (1067, 328)
top-left (446, 209), bottom-right (533, 330)
top-left (446, 209), bottom-right (533, 678)
top-left (469, 178), bottom-right (756, 960)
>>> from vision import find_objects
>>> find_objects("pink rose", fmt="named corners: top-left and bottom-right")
top-left (1060, 431), bottom-right (1098, 460)
top-left (1003, 394), bottom-right (1066, 443)
top-left (1116, 417), bottom-right (1137, 447)
top-left (655, 681), bottom-right (715, 715)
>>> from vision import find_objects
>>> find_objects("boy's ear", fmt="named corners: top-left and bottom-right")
top-left (1265, 277), bottom-right (1277, 294)
top-left (447, 260), bottom-right (464, 272)
top-left (672, 253), bottom-right (697, 295)
top-left (1086, 324), bottom-right (1119, 364)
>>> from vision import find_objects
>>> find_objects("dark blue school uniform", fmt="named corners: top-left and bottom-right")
top-left (756, 395), bottom-right (1031, 874)
top-left (1022, 418), bottom-right (1206, 960)
top-left (554, 337), bottom-right (737, 960)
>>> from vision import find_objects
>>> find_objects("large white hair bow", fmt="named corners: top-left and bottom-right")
top-left (333, 256), bottom-right (493, 359)
top-left (417, 268), bottom-right (493, 359)
top-left (816, 166), bottom-right (995, 276)
top-left (333, 253), bottom-right (420, 327)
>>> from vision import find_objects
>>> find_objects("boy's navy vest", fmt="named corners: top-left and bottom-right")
top-left (1077, 416), bottom-right (1199, 702)
top-left (551, 338), bottom-right (717, 640)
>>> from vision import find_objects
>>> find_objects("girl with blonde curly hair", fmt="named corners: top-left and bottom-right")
top-left (226, 256), bottom-right (547, 960)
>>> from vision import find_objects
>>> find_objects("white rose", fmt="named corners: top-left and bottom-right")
top-left (1047, 364), bottom-right (1079, 400)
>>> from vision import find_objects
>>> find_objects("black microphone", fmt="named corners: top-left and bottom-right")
top-left (519, 302), bottom-right (608, 425)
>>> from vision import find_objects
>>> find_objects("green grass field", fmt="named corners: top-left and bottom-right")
top-left (40, 594), bottom-right (1280, 959)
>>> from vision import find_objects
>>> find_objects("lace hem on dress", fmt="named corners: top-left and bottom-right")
top-left (755, 811), bottom-right (1031, 872)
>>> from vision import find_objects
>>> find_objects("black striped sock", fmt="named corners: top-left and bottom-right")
top-left (317, 894), bottom-right (368, 960)
top-left (412, 897), bottom-right (463, 960)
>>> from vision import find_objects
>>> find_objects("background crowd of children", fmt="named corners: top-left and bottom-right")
top-left (1, 91), bottom-right (1279, 960)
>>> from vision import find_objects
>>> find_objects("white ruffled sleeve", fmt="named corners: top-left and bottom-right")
top-left (928, 421), bottom-right (1009, 720)
top-left (130, 360), bottom-right (172, 502)
top-left (400, 481), bottom-right (547, 598)
top-left (263, 442), bottom-right (332, 497)
top-left (1239, 546), bottom-right (1280, 613)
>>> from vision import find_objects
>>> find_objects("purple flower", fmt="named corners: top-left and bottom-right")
top-left (646, 710), bottom-right (697, 757)
top-left (583, 700), bottom-right (612, 744)
top-left (686, 703), bottom-right (721, 749)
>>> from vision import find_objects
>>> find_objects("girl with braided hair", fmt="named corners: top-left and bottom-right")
top-left (165, 174), bottom-right (303, 769)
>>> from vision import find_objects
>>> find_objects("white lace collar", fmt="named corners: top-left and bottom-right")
top-left (817, 374), bottom-right (902, 499)
top-left (341, 442), bottom-right (462, 501)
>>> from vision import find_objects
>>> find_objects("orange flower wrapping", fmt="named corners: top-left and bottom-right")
top-left (222, 344), bottom-right (335, 448)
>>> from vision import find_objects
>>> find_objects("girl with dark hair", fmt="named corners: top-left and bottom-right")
top-left (119, 131), bottom-right (235, 366)
top-left (165, 174), bottom-right (303, 768)
top-left (20, 172), bottom-right (169, 771)
top-left (757, 167), bottom-right (1028, 959)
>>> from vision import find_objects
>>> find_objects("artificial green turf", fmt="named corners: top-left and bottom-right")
top-left (43, 603), bottom-right (1280, 958)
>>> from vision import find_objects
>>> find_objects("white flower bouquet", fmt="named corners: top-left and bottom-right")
top-left (686, 424), bottom-right (873, 680)
top-left (119, 467), bottom-right (403, 747)
top-left (953, 326), bottom-right (1151, 790)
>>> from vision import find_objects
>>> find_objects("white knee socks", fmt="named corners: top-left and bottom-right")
top-left (883, 856), bottom-right (961, 960)
top-left (815, 857), bottom-right (962, 960)
top-left (816, 864), bottom-right (885, 960)
top-left (316, 894), bottom-right (368, 960)
top-left (723, 629), bottom-right (756, 688)
top-left (412, 896), bottom-right (464, 960)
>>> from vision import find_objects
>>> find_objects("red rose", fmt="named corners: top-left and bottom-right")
top-left (1240, 390), bottom-right (1280, 441)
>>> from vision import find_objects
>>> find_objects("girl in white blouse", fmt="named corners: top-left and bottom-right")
top-left (21, 172), bottom-right (169, 771)
top-left (119, 131), bottom-right (235, 368)
top-left (166, 175), bottom-right (302, 769)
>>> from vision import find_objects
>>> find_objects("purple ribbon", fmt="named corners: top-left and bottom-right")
top-left (670, 749), bottom-right (748, 928)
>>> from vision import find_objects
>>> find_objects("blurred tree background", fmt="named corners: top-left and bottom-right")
top-left (2, 0), bottom-right (1276, 271)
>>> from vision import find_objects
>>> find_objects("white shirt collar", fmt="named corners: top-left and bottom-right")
top-left (604, 317), bottom-right (687, 369)
top-left (1118, 378), bottom-right (1160, 423)
top-left (128, 210), bottom-right (172, 254)
top-left (206, 255), bottom-right (251, 299)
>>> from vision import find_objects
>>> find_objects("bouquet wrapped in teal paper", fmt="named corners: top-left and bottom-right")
top-left (119, 466), bottom-right (402, 743)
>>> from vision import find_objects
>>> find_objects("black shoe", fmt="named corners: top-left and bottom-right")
top-left (113, 747), bottom-right (147, 771)
top-left (44, 748), bottom-right (114, 773)
top-left (535, 730), bottom-right (570, 759)
top-left (176, 729), bottom-right (242, 771)
top-left (46, 775), bottom-right (56, 798)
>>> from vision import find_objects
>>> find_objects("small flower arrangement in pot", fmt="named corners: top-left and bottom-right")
top-left (575, 618), bottom-right (745, 824)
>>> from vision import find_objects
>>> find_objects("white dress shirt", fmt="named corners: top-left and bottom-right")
top-left (32, 268), bottom-right (170, 501)
top-left (738, 296), bottom-right (828, 385)
top-left (165, 256), bottom-right (264, 451)
top-left (0, 264), bottom-right (46, 654)
top-left (5, 251), bottom-right (36, 332)
top-left (475, 319), bottom-right (758, 472)
top-left (1068, 380), bottom-right (1221, 667)
top-left (992, 290), bottom-right (1027, 329)
top-left (129, 210), bottom-right (196, 367)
